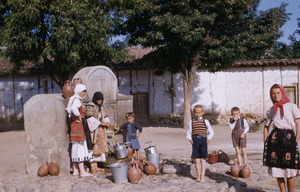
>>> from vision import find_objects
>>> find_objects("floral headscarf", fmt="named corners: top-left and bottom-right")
top-left (270, 84), bottom-right (290, 117)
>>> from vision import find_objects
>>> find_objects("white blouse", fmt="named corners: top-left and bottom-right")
top-left (265, 102), bottom-right (300, 130)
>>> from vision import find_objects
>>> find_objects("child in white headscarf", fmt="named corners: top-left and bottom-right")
top-left (67, 83), bottom-right (93, 177)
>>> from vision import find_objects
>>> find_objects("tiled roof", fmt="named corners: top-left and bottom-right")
top-left (233, 58), bottom-right (300, 67)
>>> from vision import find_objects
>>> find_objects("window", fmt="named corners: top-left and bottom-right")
top-left (284, 86), bottom-right (297, 105)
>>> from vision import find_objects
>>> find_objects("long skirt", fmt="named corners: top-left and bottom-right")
top-left (263, 128), bottom-right (300, 178)
top-left (72, 140), bottom-right (92, 162)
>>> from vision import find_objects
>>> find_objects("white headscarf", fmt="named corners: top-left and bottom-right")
top-left (66, 84), bottom-right (86, 115)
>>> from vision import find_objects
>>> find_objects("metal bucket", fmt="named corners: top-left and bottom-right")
top-left (144, 145), bottom-right (157, 156)
top-left (114, 142), bottom-right (128, 159)
top-left (108, 161), bottom-right (129, 183)
top-left (146, 153), bottom-right (161, 174)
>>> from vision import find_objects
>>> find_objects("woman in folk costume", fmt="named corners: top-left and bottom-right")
top-left (263, 84), bottom-right (300, 192)
top-left (86, 91), bottom-right (112, 174)
top-left (67, 83), bottom-right (93, 177)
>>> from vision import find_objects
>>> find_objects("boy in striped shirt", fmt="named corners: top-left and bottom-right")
top-left (186, 104), bottom-right (214, 182)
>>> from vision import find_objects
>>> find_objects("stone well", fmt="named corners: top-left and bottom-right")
top-left (24, 65), bottom-right (133, 175)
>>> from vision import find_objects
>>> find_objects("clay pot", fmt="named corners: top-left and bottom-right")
top-left (62, 80), bottom-right (74, 99)
top-left (128, 161), bottom-right (142, 184)
top-left (230, 161), bottom-right (241, 178)
top-left (208, 153), bottom-right (218, 164)
top-left (72, 78), bottom-right (83, 89)
top-left (48, 160), bottom-right (60, 176)
top-left (144, 161), bottom-right (156, 175)
top-left (241, 165), bottom-right (250, 178)
top-left (37, 162), bottom-right (49, 177)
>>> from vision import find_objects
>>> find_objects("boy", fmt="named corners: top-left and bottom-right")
top-left (186, 104), bottom-right (214, 182)
top-left (114, 112), bottom-right (142, 161)
top-left (229, 107), bottom-right (249, 167)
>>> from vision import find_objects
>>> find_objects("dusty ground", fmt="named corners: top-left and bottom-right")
top-left (0, 122), bottom-right (299, 191)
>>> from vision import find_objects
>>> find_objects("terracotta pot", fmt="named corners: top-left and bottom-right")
top-left (37, 162), bottom-right (49, 177)
top-left (128, 161), bottom-right (142, 184)
top-left (72, 78), bottom-right (83, 89)
top-left (208, 154), bottom-right (218, 164)
top-left (230, 161), bottom-right (241, 178)
top-left (218, 150), bottom-right (230, 163)
top-left (144, 161), bottom-right (156, 175)
top-left (241, 165), bottom-right (250, 178)
top-left (62, 80), bottom-right (74, 99)
top-left (128, 148), bottom-right (134, 158)
top-left (48, 160), bottom-right (60, 176)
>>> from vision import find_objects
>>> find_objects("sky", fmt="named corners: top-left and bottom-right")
top-left (257, 0), bottom-right (300, 44)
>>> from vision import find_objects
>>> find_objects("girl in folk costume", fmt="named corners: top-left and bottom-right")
top-left (66, 84), bottom-right (93, 177)
top-left (85, 91), bottom-right (113, 174)
top-left (263, 84), bottom-right (300, 192)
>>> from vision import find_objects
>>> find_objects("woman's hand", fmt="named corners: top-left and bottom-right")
top-left (101, 122), bottom-right (111, 127)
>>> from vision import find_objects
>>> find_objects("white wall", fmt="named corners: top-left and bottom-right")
top-left (1, 65), bottom-right (299, 122)
top-left (117, 65), bottom-right (299, 119)
top-left (0, 75), bottom-right (61, 121)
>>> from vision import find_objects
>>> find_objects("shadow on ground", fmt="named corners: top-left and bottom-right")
top-left (0, 123), bottom-right (24, 132)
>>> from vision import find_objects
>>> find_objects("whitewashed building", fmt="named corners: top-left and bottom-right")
top-left (1, 50), bottom-right (300, 125)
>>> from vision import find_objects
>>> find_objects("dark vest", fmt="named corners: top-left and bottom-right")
top-left (233, 117), bottom-right (245, 130)
top-left (192, 118), bottom-right (207, 136)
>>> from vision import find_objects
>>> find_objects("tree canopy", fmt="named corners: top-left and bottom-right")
top-left (272, 18), bottom-right (300, 59)
top-left (110, 0), bottom-right (289, 128)
top-left (1, 0), bottom-right (127, 87)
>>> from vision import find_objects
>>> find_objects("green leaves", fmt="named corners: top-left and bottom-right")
top-left (114, 0), bottom-right (288, 72)
top-left (2, 0), bottom-right (126, 86)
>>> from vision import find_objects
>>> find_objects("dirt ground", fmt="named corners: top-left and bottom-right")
top-left (0, 122), bottom-right (299, 190)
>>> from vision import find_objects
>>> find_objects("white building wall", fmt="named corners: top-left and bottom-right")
top-left (116, 65), bottom-right (300, 119)
top-left (0, 75), bottom-right (61, 121)
top-left (173, 73), bottom-right (184, 115)
top-left (1, 65), bottom-right (299, 122)
top-left (151, 72), bottom-right (172, 117)
top-left (131, 70), bottom-right (149, 94)
top-left (117, 70), bottom-right (131, 95)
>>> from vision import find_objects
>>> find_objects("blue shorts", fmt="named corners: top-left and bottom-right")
top-left (192, 136), bottom-right (208, 159)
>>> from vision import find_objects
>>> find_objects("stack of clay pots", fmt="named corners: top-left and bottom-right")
top-left (37, 160), bottom-right (60, 177)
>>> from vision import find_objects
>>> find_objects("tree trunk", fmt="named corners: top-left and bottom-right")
top-left (181, 62), bottom-right (197, 129)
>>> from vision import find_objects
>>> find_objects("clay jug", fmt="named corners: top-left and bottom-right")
top-left (128, 161), bottom-right (142, 184)
top-left (144, 161), bottom-right (156, 175)
top-left (241, 165), bottom-right (250, 178)
top-left (128, 148), bottom-right (134, 158)
top-left (48, 160), bottom-right (60, 176)
top-left (62, 80), bottom-right (74, 99)
top-left (230, 161), bottom-right (241, 178)
top-left (37, 162), bottom-right (49, 177)
top-left (72, 78), bottom-right (83, 89)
